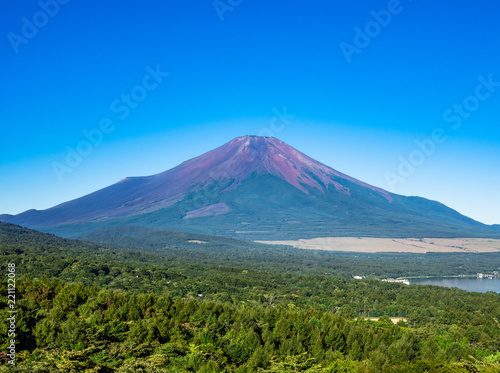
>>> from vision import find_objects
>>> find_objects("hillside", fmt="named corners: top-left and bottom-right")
top-left (2, 136), bottom-right (499, 239)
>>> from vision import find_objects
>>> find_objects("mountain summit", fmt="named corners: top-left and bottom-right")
top-left (1, 136), bottom-right (498, 239)
top-left (169, 135), bottom-right (391, 200)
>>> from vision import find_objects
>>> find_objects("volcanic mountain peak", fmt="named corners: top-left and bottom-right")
top-left (3, 135), bottom-right (499, 239)
top-left (192, 135), bottom-right (392, 201)
top-left (1, 135), bottom-right (395, 229)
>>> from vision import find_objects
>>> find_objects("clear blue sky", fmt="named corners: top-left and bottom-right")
top-left (1, 0), bottom-right (499, 224)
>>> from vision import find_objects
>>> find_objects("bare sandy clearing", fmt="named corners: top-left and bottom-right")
top-left (256, 237), bottom-right (500, 253)
top-left (363, 317), bottom-right (407, 324)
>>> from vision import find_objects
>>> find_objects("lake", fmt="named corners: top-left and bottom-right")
top-left (410, 277), bottom-right (500, 293)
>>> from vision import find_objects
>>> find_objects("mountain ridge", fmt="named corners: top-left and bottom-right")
top-left (0, 136), bottom-right (392, 227)
top-left (1, 135), bottom-right (498, 239)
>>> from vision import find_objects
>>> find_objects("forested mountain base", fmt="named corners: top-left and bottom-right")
top-left (1, 223), bottom-right (500, 371)
top-left (1, 278), bottom-right (500, 372)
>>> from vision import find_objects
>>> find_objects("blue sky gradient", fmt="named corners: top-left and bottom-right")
top-left (1, 0), bottom-right (499, 224)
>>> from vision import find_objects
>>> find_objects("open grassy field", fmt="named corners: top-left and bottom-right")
top-left (257, 237), bottom-right (500, 253)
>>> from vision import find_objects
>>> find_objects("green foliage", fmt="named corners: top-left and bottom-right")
top-left (0, 277), bottom-right (499, 372)
top-left (2, 222), bottom-right (500, 372)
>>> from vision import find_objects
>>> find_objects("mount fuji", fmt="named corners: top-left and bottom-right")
top-left (1, 136), bottom-right (498, 239)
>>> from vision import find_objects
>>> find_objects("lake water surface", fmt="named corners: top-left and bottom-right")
top-left (410, 277), bottom-right (500, 293)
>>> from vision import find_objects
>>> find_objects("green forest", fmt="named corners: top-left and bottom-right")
top-left (1, 222), bottom-right (500, 372)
